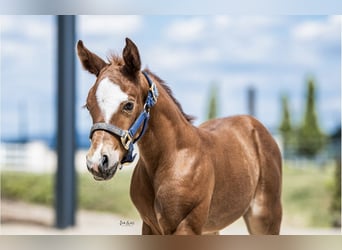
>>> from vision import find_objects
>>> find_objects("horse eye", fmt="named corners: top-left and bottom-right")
top-left (123, 101), bottom-right (134, 112)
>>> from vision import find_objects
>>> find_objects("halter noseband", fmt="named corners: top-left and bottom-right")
top-left (89, 71), bottom-right (159, 164)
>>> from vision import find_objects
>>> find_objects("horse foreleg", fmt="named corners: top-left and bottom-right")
top-left (172, 208), bottom-right (209, 235)
top-left (155, 197), bottom-right (211, 235)
top-left (173, 219), bottom-right (199, 235)
top-left (142, 221), bottom-right (154, 235)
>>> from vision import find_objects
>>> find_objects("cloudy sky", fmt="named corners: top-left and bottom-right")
top-left (0, 15), bottom-right (341, 141)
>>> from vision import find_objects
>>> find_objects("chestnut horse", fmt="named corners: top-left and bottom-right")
top-left (77, 38), bottom-right (282, 235)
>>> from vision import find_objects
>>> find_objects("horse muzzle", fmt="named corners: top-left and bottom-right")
top-left (86, 151), bottom-right (120, 181)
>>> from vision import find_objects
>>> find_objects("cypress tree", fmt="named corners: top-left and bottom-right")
top-left (206, 82), bottom-right (219, 120)
top-left (279, 94), bottom-right (294, 156)
top-left (297, 77), bottom-right (326, 157)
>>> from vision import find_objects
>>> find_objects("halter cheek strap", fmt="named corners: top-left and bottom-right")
top-left (89, 71), bottom-right (159, 164)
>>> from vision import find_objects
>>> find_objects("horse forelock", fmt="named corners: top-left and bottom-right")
top-left (107, 53), bottom-right (125, 66)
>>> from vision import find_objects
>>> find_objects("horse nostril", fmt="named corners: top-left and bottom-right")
top-left (99, 154), bottom-right (109, 171)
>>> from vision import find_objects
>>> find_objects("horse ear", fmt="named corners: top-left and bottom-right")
top-left (77, 40), bottom-right (107, 76)
top-left (122, 38), bottom-right (141, 76)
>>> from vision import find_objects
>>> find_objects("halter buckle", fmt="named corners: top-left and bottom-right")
top-left (121, 132), bottom-right (132, 150)
top-left (149, 82), bottom-right (158, 104)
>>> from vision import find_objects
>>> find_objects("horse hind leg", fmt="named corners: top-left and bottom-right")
top-left (243, 191), bottom-right (282, 235)
top-left (243, 124), bottom-right (282, 235)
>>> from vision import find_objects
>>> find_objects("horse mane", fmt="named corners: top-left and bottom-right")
top-left (144, 69), bottom-right (195, 124)
top-left (108, 54), bottom-right (195, 123)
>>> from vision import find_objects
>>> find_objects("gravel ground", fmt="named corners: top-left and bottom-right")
top-left (1, 199), bottom-right (340, 235)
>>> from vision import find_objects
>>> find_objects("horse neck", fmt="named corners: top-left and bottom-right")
top-left (137, 80), bottom-right (197, 171)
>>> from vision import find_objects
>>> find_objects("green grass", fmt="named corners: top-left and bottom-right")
top-left (1, 169), bottom-right (138, 218)
top-left (1, 171), bottom-right (54, 206)
top-left (282, 162), bottom-right (335, 228)
top-left (77, 170), bottom-right (138, 218)
top-left (1, 162), bottom-right (339, 227)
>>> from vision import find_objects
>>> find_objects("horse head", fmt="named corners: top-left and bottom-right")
top-left (77, 38), bottom-right (152, 180)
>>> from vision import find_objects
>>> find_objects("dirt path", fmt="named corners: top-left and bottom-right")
top-left (1, 200), bottom-right (340, 235)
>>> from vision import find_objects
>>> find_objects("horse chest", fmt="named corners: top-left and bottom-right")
top-left (131, 157), bottom-right (214, 234)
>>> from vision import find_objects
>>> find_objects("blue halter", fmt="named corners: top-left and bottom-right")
top-left (89, 71), bottom-right (159, 164)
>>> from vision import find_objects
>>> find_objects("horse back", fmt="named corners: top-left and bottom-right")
top-left (199, 115), bottom-right (281, 171)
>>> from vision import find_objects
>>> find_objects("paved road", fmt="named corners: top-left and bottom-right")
top-left (1, 200), bottom-right (340, 235)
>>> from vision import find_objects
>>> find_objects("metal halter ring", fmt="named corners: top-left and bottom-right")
top-left (121, 132), bottom-right (133, 150)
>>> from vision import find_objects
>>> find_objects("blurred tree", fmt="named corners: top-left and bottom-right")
top-left (297, 77), bottom-right (326, 157)
top-left (247, 86), bottom-right (256, 116)
top-left (206, 82), bottom-right (219, 120)
top-left (279, 94), bottom-right (295, 156)
top-left (330, 127), bottom-right (341, 227)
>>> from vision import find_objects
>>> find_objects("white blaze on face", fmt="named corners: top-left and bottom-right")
top-left (86, 77), bottom-right (128, 172)
top-left (96, 77), bottom-right (128, 123)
